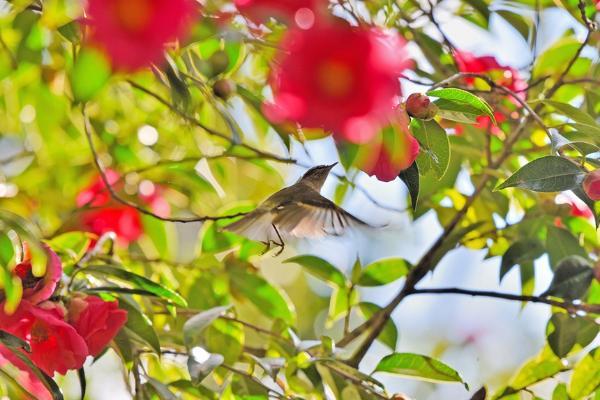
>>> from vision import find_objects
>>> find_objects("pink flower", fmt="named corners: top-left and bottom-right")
top-left (84, 0), bottom-right (197, 71)
top-left (13, 243), bottom-right (62, 305)
top-left (235, 0), bottom-right (327, 28)
top-left (0, 301), bottom-right (88, 376)
top-left (584, 170), bottom-right (600, 201)
top-left (358, 108), bottom-right (419, 182)
top-left (264, 21), bottom-right (411, 144)
top-left (68, 295), bottom-right (127, 357)
top-left (76, 170), bottom-right (169, 245)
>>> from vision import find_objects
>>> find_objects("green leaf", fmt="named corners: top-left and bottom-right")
top-left (399, 162), bottom-right (419, 211)
top-left (118, 297), bottom-right (161, 354)
top-left (187, 351), bottom-right (224, 384)
top-left (552, 383), bottom-right (568, 400)
top-left (546, 226), bottom-right (587, 270)
top-left (358, 303), bottom-right (398, 350)
top-left (541, 100), bottom-right (600, 127)
top-left (182, 306), bottom-right (230, 349)
top-left (70, 48), bottom-right (111, 102)
top-left (508, 347), bottom-right (565, 391)
top-left (569, 347), bottom-right (600, 399)
top-left (547, 313), bottom-right (578, 358)
top-left (410, 119), bottom-right (451, 179)
top-left (85, 265), bottom-right (187, 307)
top-left (496, 10), bottom-right (531, 40)
top-left (145, 377), bottom-right (178, 400)
top-left (322, 359), bottom-right (385, 390)
top-left (284, 255), bottom-right (347, 287)
top-left (141, 215), bottom-right (174, 259)
top-left (48, 231), bottom-right (91, 267)
top-left (205, 319), bottom-right (244, 364)
top-left (0, 330), bottom-right (30, 352)
top-left (542, 256), bottom-right (594, 300)
top-left (374, 353), bottom-right (467, 388)
top-left (499, 239), bottom-right (545, 281)
top-left (0, 233), bottom-right (15, 267)
top-left (6, 347), bottom-right (64, 399)
top-left (496, 156), bottom-right (585, 192)
top-left (427, 88), bottom-right (495, 122)
top-left (229, 267), bottom-right (296, 325)
top-left (358, 258), bottom-right (411, 287)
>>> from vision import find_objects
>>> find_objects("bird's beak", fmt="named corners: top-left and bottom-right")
top-left (327, 162), bottom-right (338, 169)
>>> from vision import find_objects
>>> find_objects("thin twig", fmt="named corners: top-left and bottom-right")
top-left (81, 105), bottom-right (248, 223)
top-left (410, 287), bottom-right (600, 314)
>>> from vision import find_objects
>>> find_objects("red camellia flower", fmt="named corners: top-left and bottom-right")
top-left (358, 108), bottom-right (420, 182)
top-left (264, 21), bottom-right (411, 144)
top-left (84, 0), bottom-right (197, 71)
top-left (583, 170), bottom-right (600, 201)
top-left (13, 243), bottom-right (62, 305)
top-left (68, 295), bottom-right (128, 357)
top-left (0, 301), bottom-right (88, 376)
top-left (235, 0), bottom-right (327, 28)
top-left (76, 170), bottom-right (169, 245)
top-left (454, 50), bottom-right (526, 94)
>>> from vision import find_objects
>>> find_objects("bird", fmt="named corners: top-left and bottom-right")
top-left (224, 163), bottom-right (369, 255)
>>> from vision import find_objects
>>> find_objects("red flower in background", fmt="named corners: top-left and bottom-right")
top-left (454, 50), bottom-right (526, 94)
top-left (76, 170), bottom-right (170, 245)
top-left (453, 50), bottom-right (525, 135)
top-left (84, 0), bottom-right (197, 71)
top-left (235, 0), bottom-right (327, 28)
top-left (584, 170), bottom-right (600, 201)
top-left (264, 21), bottom-right (411, 144)
top-left (0, 301), bottom-right (88, 376)
top-left (13, 243), bottom-right (62, 305)
top-left (68, 295), bottom-right (127, 357)
top-left (358, 108), bottom-right (419, 182)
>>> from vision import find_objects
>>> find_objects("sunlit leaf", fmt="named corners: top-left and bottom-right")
top-left (374, 353), bottom-right (467, 388)
top-left (496, 156), bottom-right (585, 192)
top-left (85, 265), bottom-right (187, 307)
top-left (285, 255), bottom-right (347, 287)
top-left (427, 88), bottom-right (495, 122)
top-left (569, 347), bottom-right (600, 399)
top-left (358, 258), bottom-right (411, 286)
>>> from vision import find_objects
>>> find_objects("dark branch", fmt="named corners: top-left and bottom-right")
top-left (410, 287), bottom-right (600, 315)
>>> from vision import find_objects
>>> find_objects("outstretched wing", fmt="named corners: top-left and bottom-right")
top-left (272, 196), bottom-right (368, 238)
top-left (223, 209), bottom-right (274, 242)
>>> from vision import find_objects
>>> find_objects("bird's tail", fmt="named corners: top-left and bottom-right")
top-left (223, 210), bottom-right (273, 242)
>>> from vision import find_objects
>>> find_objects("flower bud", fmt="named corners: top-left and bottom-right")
top-left (213, 79), bottom-right (236, 100)
top-left (208, 50), bottom-right (230, 77)
top-left (405, 93), bottom-right (438, 120)
top-left (583, 169), bottom-right (600, 201)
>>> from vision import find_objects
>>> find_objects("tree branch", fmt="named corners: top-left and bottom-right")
top-left (82, 105), bottom-right (248, 223)
top-left (341, 29), bottom-right (591, 362)
top-left (410, 287), bottom-right (600, 314)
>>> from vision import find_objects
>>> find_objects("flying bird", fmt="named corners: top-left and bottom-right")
top-left (224, 163), bottom-right (368, 255)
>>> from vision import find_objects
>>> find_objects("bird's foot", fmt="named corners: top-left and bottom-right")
top-left (273, 242), bottom-right (285, 256)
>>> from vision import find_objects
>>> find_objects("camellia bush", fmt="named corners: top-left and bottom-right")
top-left (0, 0), bottom-right (600, 398)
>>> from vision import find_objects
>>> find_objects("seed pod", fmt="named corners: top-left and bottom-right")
top-left (213, 79), bottom-right (236, 100)
top-left (405, 93), bottom-right (438, 120)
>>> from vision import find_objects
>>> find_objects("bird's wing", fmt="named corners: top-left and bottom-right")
top-left (273, 196), bottom-right (368, 238)
top-left (223, 209), bottom-right (273, 242)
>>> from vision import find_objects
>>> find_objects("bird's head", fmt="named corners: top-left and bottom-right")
top-left (298, 163), bottom-right (338, 190)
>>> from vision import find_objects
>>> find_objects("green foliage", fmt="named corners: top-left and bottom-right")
top-left (0, 0), bottom-right (599, 398)
top-left (374, 352), bottom-right (467, 388)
